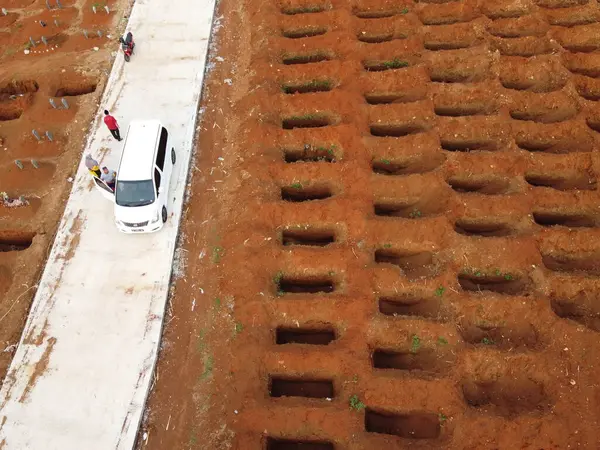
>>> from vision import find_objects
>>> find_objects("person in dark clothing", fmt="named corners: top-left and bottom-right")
top-left (103, 110), bottom-right (122, 141)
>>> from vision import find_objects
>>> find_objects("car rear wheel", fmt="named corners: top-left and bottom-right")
top-left (162, 206), bottom-right (167, 223)
top-left (171, 148), bottom-right (176, 164)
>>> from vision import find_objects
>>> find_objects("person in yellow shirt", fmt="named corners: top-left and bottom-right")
top-left (85, 154), bottom-right (101, 178)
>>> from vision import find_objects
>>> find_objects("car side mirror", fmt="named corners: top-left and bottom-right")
top-left (158, 186), bottom-right (163, 194)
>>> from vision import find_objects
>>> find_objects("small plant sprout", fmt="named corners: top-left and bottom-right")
top-left (494, 268), bottom-right (501, 276)
top-left (437, 336), bottom-right (448, 345)
top-left (504, 273), bottom-right (513, 280)
top-left (349, 394), bottom-right (365, 411)
top-left (289, 182), bottom-right (302, 189)
top-left (212, 246), bottom-right (224, 263)
top-left (234, 322), bottom-right (243, 336)
top-left (481, 337), bottom-right (495, 345)
top-left (439, 412), bottom-right (447, 423)
top-left (409, 208), bottom-right (422, 218)
top-left (435, 286), bottom-right (445, 297)
top-left (410, 335), bottom-right (421, 353)
top-left (383, 243), bottom-right (392, 248)
top-left (379, 158), bottom-right (391, 165)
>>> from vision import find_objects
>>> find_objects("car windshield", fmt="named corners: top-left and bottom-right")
top-left (115, 180), bottom-right (155, 207)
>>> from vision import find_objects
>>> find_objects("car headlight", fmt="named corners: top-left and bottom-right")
top-left (152, 211), bottom-right (160, 223)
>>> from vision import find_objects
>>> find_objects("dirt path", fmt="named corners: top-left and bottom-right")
top-left (141, 0), bottom-right (600, 448)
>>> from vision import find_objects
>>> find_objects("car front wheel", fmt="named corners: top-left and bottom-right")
top-left (161, 206), bottom-right (167, 223)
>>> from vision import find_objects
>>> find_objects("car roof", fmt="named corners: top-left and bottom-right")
top-left (117, 120), bottom-right (162, 181)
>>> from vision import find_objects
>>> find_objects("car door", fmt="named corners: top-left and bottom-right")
top-left (156, 127), bottom-right (173, 195)
top-left (93, 177), bottom-right (115, 202)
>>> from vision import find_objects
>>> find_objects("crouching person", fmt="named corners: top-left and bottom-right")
top-left (101, 166), bottom-right (117, 192)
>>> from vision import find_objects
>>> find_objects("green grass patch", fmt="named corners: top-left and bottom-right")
top-left (383, 58), bottom-right (409, 69)
top-left (282, 79), bottom-right (333, 94)
top-left (199, 355), bottom-right (214, 380)
top-left (196, 329), bottom-right (206, 353)
top-left (283, 5), bottom-right (326, 14)
top-left (435, 286), bottom-right (445, 297)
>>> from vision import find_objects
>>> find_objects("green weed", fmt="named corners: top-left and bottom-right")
top-left (409, 208), bottom-right (422, 218)
top-left (274, 271), bottom-right (284, 296)
top-left (439, 413), bottom-right (447, 423)
top-left (435, 286), bottom-right (445, 297)
top-left (289, 182), bottom-right (303, 189)
top-left (212, 246), bottom-right (224, 263)
top-left (437, 336), bottom-right (448, 345)
top-left (481, 337), bottom-right (495, 345)
top-left (349, 394), bottom-right (365, 411)
top-left (383, 243), bottom-right (392, 248)
top-left (234, 322), bottom-right (243, 336)
top-left (410, 334), bottom-right (421, 354)
top-left (400, 7), bottom-right (409, 14)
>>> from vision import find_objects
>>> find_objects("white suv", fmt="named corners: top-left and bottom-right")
top-left (93, 120), bottom-right (176, 233)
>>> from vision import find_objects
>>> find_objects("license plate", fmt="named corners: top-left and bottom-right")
top-left (131, 228), bottom-right (144, 232)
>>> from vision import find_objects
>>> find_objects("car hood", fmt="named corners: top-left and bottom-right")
top-left (114, 202), bottom-right (157, 224)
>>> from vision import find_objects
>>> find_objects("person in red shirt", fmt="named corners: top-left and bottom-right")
top-left (103, 110), bottom-right (122, 141)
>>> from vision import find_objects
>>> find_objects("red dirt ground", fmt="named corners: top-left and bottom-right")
top-left (0, 0), bottom-right (131, 383)
top-left (139, 0), bottom-right (600, 448)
